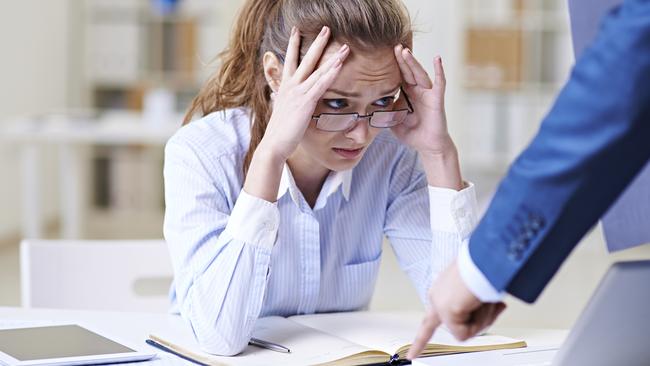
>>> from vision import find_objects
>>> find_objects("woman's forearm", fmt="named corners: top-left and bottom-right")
top-left (182, 236), bottom-right (273, 356)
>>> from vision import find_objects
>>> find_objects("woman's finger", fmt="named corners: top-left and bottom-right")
top-left (302, 44), bottom-right (349, 91)
top-left (294, 26), bottom-right (332, 81)
top-left (282, 26), bottom-right (300, 78)
top-left (402, 48), bottom-right (433, 89)
top-left (306, 56), bottom-right (345, 100)
top-left (433, 56), bottom-right (447, 92)
top-left (394, 44), bottom-right (417, 85)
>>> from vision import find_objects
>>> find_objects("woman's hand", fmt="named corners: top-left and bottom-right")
top-left (391, 45), bottom-right (454, 155)
top-left (244, 26), bottom-right (349, 203)
top-left (258, 26), bottom-right (350, 162)
top-left (392, 45), bottom-right (463, 190)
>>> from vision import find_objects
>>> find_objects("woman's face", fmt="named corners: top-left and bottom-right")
top-left (290, 43), bottom-right (403, 172)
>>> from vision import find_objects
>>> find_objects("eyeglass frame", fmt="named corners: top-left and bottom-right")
top-left (310, 86), bottom-right (414, 132)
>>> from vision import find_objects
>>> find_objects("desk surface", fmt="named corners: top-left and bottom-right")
top-left (0, 307), bottom-right (567, 365)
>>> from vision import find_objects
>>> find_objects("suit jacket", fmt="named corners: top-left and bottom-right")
top-left (468, 0), bottom-right (650, 303)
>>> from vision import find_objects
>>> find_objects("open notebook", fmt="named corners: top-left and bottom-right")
top-left (149, 312), bottom-right (526, 366)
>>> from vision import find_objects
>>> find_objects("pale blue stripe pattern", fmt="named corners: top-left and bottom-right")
top-left (163, 108), bottom-right (471, 355)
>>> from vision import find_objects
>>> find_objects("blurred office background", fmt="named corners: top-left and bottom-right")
top-left (1, 0), bottom-right (649, 329)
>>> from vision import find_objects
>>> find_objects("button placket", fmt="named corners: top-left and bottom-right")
top-left (298, 212), bottom-right (321, 314)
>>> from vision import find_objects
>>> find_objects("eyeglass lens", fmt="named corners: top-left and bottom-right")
top-left (315, 110), bottom-right (409, 132)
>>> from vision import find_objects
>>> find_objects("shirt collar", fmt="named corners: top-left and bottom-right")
top-left (278, 164), bottom-right (352, 208)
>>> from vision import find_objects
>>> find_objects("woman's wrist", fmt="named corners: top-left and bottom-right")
top-left (255, 139), bottom-right (288, 168)
top-left (418, 140), bottom-right (464, 191)
top-left (416, 132), bottom-right (456, 156)
top-left (243, 142), bottom-right (287, 203)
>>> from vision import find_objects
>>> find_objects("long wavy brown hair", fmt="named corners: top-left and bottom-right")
top-left (182, 0), bottom-right (413, 176)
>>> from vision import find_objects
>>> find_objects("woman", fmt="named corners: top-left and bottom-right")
top-left (163, 0), bottom-right (478, 356)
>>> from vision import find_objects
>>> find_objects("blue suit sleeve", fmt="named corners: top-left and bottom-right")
top-left (468, 0), bottom-right (650, 303)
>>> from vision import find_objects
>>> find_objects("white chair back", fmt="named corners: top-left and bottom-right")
top-left (20, 239), bottom-right (173, 312)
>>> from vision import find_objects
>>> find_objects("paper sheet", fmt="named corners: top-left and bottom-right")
top-left (291, 311), bottom-right (523, 355)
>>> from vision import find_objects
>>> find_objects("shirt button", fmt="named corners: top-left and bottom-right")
top-left (457, 208), bottom-right (467, 218)
top-left (531, 217), bottom-right (545, 230)
top-left (525, 229), bottom-right (535, 240)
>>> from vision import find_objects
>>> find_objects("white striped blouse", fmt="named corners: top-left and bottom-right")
top-left (163, 108), bottom-right (479, 355)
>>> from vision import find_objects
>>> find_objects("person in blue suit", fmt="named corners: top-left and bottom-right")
top-left (407, 0), bottom-right (650, 359)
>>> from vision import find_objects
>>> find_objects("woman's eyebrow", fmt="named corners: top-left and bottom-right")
top-left (325, 89), bottom-right (360, 97)
top-left (382, 85), bottom-right (401, 96)
top-left (325, 85), bottom-right (401, 98)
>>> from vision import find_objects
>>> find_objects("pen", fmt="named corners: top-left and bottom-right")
top-left (146, 339), bottom-right (210, 366)
top-left (249, 337), bottom-right (291, 353)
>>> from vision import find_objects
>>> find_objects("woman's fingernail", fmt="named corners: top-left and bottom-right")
top-left (339, 44), bottom-right (349, 53)
top-left (320, 26), bottom-right (328, 37)
top-left (291, 26), bottom-right (297, 35)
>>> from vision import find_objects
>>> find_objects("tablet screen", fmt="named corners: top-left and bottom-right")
top-left (0, 325), bottom-right (135, 361)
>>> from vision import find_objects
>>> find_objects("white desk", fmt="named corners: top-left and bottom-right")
top-left (0, 307), bottom-right (194, 365)
top-left (1, 112), bottom-right (179, 239)
top-left (0, 307), bottom-right (567, 366)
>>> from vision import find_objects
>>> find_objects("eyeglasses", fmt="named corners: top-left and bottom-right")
top-left (311, 87), bottom-right (414, 132)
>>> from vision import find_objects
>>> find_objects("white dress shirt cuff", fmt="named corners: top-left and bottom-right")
top-left (224, 190), bottom-right (280, 251)
top-left (428, 182), bottom-right (479, 239)
top-left (457, 241), bottom-right (504, 302)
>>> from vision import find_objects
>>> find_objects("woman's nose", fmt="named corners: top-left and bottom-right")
top-left (344, 115), bottom-right (371, 143)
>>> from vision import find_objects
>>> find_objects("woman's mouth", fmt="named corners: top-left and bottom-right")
top-left (333, 147), bottom-right (364, 159)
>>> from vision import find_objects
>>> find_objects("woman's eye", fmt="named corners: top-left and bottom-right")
top-left (323, 99), bottom-right (348, 110)
top-left (374, 97), bottom-right (395, 108)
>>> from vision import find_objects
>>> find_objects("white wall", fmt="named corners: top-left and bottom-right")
top-left (0, 1), bottom-right (71, 240)
top-left (401, 1), bottom-right (465, 146)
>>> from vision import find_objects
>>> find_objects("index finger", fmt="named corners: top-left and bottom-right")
top-left (394, 44), bottom-right (416, 85)
top-left (406, 310), bottom-right (442, 360)
top-left (402, 48), bottom-right (433, 89)
top-left (282, 26), bottom-right (300, 78)
top-left (433, 56), bottom-right (447, 92)
top-left (294, 26), bottom-right (332, 81)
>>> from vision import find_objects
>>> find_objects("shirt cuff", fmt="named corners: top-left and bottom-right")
top-left (428, 181), bottom-right (479, 239)
top-left (224, 189), bottom-right (280, 251)
top-left (457, 241), bottom-right (504, 302)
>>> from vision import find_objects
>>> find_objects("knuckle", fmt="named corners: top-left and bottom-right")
top-left (458, 327), bottom-right (471, 340)
top-left (292, 83), bottom-right (307, 94)
top-left (450, 304), bottom-right (465, 316)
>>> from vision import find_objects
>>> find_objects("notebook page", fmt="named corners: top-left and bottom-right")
top-left (290, 311), bottom-right (524, 355)
top-left (151, 316), bottom-right (377, 366)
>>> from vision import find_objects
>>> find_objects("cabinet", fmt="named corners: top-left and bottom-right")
top-left (460, 0), bottom-right (573, 171)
